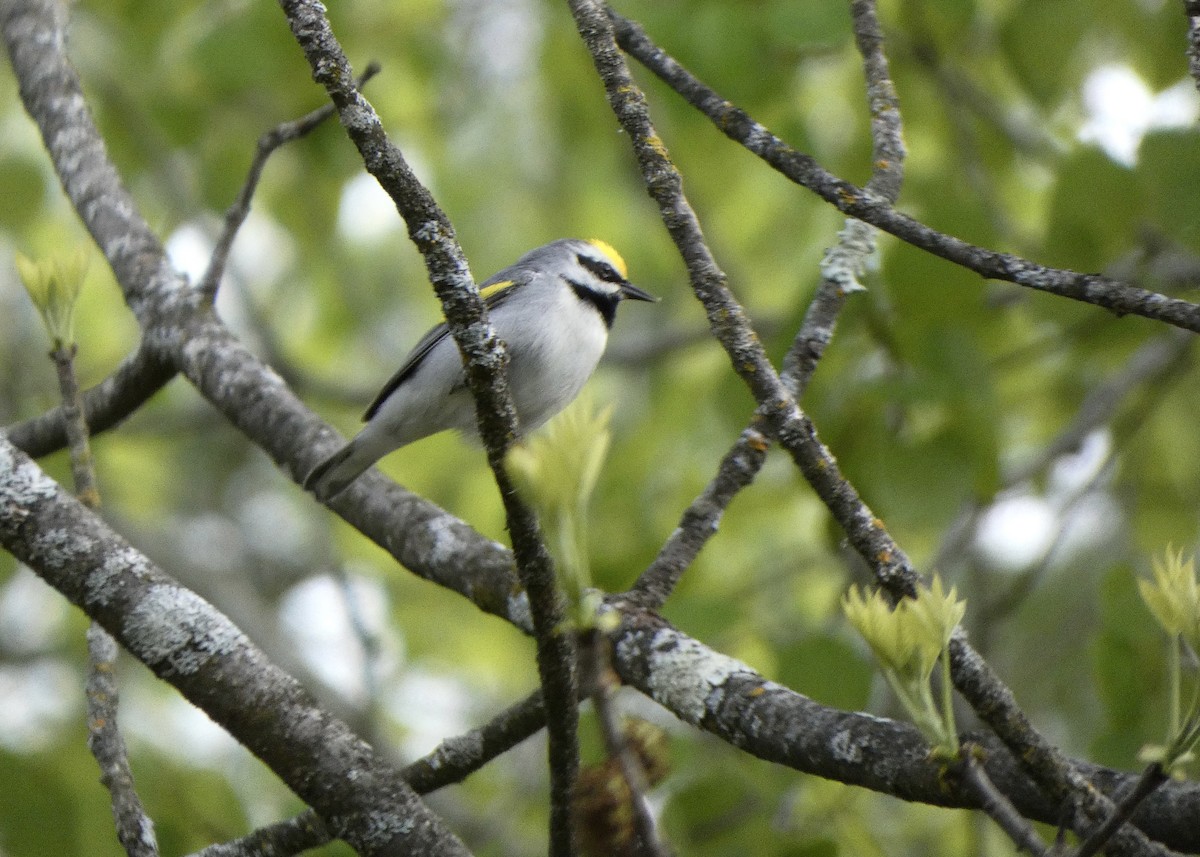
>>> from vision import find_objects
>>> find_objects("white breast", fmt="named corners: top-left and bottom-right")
top-left (493, 280), bottom-right (609, 433)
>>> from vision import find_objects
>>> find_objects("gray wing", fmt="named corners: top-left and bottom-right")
top-left (362, 280), bottom-right (524, 421)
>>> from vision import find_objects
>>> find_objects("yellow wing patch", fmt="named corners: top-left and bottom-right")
top-left (480, 279), bottom-right (515, 300)
top-left (586, 239), bottom-right (628, 280)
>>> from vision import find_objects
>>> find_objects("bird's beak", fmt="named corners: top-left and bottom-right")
top-left (619, 282), bottom-right (659, 303)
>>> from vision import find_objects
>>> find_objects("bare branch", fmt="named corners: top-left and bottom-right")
top-left (631, 0), bottom-right (908, 608)
top-left (593, 14), bottom-right (1175, 853)
top-left (402, 690), bottom-right (547, 794)
top-left (86, 625), bottom-right (160, 857)
top-left (0, 0), bottom-right (188, 323)
top-left (274, 2), bottom-right (579, 850)
top-left (0, 437), bottom-right (470, 857)
top-left (579, 630), bottom-right (668, 857)
top-left (611, 14), bottom-right (1200, 334)
top-left (3, 341), bottom-right (176, 458)
top-left (630, 426), bottom-right (769, 608)
top-left (949, 634), bottom-right (1169, 857)
top-left (189, 812), bottom-right (329, 857)
top-left (956, 744), bottom-right (1049, 857)
top-left (192, 691), bottom-right (547, 857)
top-left (609, 601), bottom-right (1200, 852)
top-left (37, 325), bottom-right (159, 857)
top-left (197, 61), bottom-right (382, 302)
top-left (1186, 0), bottom-right (1200, 94)
top-left (1073, 764), bottom-right (1170, 857)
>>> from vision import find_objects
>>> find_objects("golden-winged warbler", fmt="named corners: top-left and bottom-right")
top-left (304, 238), bottom-right (656, 500)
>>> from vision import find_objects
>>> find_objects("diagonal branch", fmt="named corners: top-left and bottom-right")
top-left (587, 10), bottom-right (1171, 853)
top-left (569, 0), bottom-right (921, 599)
top-left (274, 3), bottom-right (578, 852)
top-left (956, 744), bottom-right (1049, 856)
top-left (610, 13), bottom-right (1200, 335)
top-left (196, 61), bottom-right (381, 303)
top-left (190, 690), bottom-right (548, 857)
top-left (630, 0), bottom-right (907, 608)
top-left (1187, 0), bottom-right (1200, 94)
top-left (0, 437), bottom-right (470, 857)
top-left (608, 602), bottom-right (1199, 852)
top-left (0, 0), bottom-right (188, 325)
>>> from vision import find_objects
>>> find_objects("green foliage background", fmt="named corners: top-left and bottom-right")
top-left (1, 0), bottom-right (1197, 854)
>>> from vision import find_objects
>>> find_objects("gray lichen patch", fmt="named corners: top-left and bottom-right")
top-left (123, 584), bottom-right (248, 676)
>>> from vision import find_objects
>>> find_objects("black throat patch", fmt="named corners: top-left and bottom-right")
top-left (568, 279), bottom-right (620, 328)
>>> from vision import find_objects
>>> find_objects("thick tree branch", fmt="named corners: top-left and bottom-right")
top-left (607, 602), bottom-right (1200, 853)
top-left (176, 313), bottom-right (529, 627)
top-left (0, 438), bottom-right (469, 857)
top-left (0, 0), bottom-right (192, 328)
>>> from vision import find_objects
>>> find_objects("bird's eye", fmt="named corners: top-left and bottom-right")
top-left (577, 253), bottom-right (624, 284)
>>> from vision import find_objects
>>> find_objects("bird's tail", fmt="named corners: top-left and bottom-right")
top-left (303, 438), bottom-right (376, 501)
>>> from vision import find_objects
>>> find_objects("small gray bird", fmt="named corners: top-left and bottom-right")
top-left (304, 238), bottom-right (655, 500)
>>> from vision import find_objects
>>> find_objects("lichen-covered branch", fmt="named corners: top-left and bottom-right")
top-left (0, 437), bottom-right (469, 857)
top-left (607, 601), bottom-right (1200, 853)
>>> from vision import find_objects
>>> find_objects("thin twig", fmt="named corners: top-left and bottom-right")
top-left (86, 625), bottom-right (160, 857)
top-left (48, 341), bottom-right (159, 857)
top-left (610, 14), bottom-right (1200, 334)
top-left (3, 341), bottom-right (176, 459)
top-left (197, 62), bottom-right (381, 302)
top-left (580, 630), bottom-right (669, 857)
top-left (188, 811), bottom-right (329, 857)
top-left (190, 690), bottom-right (548, 856)
top-left (949, 636), bottom-right (1170, 857)
top-left (401, 689), bottom-right (548, 794)
top-left (1073, 764), bottom-right (1170, 857)
top-left (958, 744), bottom-right (1049, 856)
top-left (629, 426), bottom-right (769, 608)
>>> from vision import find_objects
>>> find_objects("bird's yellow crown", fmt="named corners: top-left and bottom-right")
top-left (586, 239), bottom-right (628, 280)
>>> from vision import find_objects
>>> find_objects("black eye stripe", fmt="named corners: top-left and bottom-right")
top-left (577, 253), bottom-right (624, 283)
